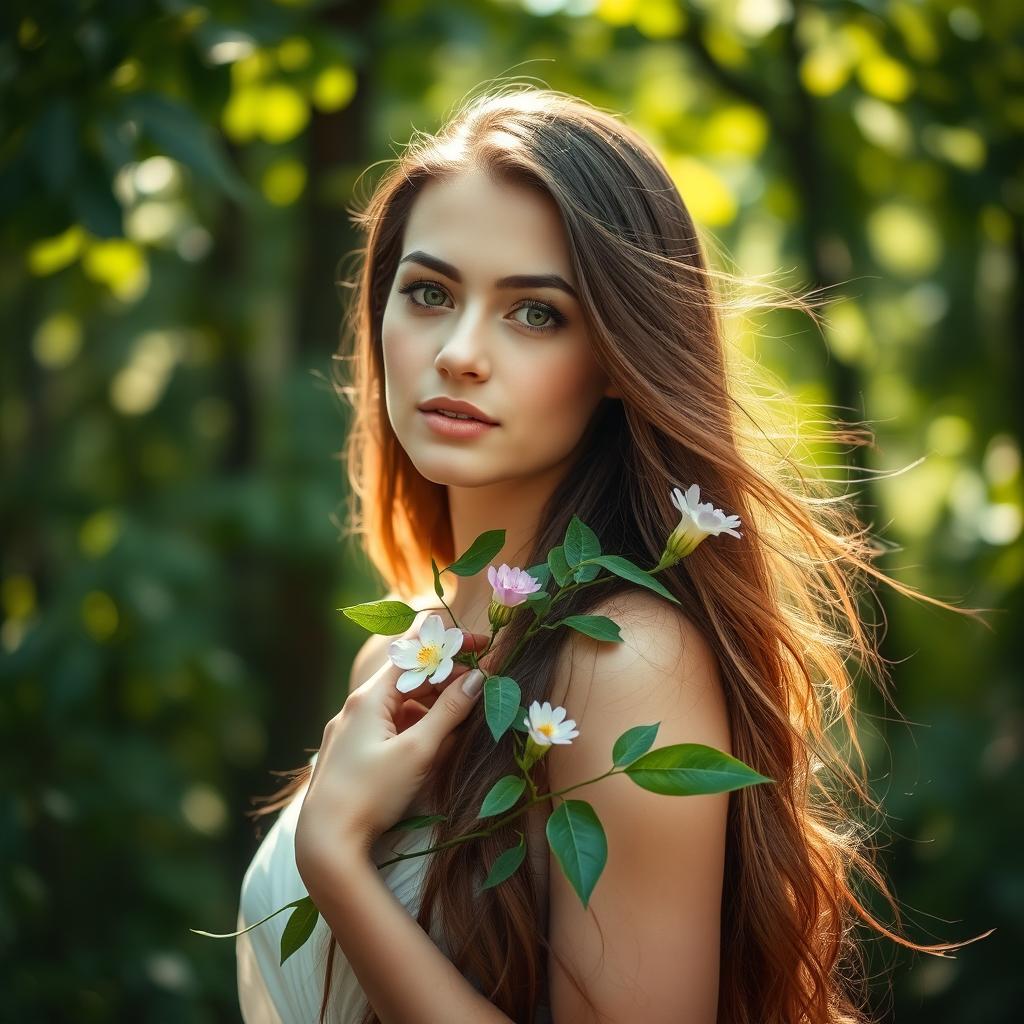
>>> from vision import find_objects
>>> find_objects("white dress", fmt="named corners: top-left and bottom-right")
top-left (236, 753), bottom-right (442, 1023)
top-left (235, 753), bottom-right (553, 1023)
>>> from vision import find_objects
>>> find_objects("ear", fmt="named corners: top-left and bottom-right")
top-left (603, 381), bottom-right (623, 399)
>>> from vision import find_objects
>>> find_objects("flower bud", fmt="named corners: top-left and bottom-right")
top-left (487, 597), bottom-right (516, 630)
top-left (520, 736), bottom-right (549, 773)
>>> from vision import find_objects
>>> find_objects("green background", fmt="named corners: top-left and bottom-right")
top-left (2, 1), bottom-right (1020, 1020)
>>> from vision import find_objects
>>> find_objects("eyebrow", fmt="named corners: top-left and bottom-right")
top-left (397, 250), bottom-right (578, 301)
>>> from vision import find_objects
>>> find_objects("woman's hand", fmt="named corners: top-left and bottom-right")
top-left (294, 624), bottom-right (490, 888)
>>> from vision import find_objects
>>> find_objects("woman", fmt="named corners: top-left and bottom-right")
top-left (235, 85), bottom-right (987, 1024)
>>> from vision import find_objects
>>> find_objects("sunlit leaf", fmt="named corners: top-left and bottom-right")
top-left (340, 600), bottom-right (417, 634)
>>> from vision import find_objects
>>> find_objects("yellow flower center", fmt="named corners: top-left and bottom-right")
top-left (537, 722), bottom-right (554, 737)
top-left (417, 643), bottom-right (442, 669)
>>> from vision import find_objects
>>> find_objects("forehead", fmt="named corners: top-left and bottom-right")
top-left (400, 167), bottom-right (574, 283)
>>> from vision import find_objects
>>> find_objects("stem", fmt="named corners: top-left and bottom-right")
top-left (190, 897), bottom-right (305, 939)
top-left (375, 765), bottom-right (623, 869)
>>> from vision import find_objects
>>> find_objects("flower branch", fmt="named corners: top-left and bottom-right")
top-left (193, 484), bottom-right (770, 968)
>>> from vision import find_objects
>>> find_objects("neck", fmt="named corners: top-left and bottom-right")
top-left (440, 456), bottom-right (572, 634)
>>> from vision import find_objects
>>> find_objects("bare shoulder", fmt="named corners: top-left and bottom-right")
top-left (547, 588), bottom-right (731, 757)
top-left (543, 588), bottom-right (732, 1022)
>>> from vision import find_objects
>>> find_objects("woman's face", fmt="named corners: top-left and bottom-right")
top-left (381, 165), bottom-right (619, 488)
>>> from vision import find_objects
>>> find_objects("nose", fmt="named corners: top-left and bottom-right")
top-left (433, 305), bottom-right (491, 381)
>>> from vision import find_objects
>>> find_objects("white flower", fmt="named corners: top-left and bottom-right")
top-left (524, 700), bottom-right (579, 747)
top-left (657, 483), bottom-right (742, 568)
top-left (671, 483), bottom-right (743, 540)
top-left (388, 613), bottom-right (465, 693)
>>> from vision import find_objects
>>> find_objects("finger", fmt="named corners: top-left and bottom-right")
top-left (388, 661), bottom-right (472, 710)
top-left (395, 698), bottom-right (430, 734)
top-left (404, 668), bottom-right (484, 752)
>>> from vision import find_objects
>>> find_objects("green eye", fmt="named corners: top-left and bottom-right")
top-left (398, 281), bottom-right (452, 309)
top-left (510, 300), bottom-right (567, 334)
top-left (398, 280), bottom-right (568, 335)
top-left (515, 305), bottom-right (553, 329)
top-left (420, 285), bottom-right (447, 307)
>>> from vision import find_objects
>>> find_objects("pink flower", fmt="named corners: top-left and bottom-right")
top-left (486, 563), bottom-right (542, 607)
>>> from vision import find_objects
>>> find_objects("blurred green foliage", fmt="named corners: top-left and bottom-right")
top-left (1, 0), bottom-right (1020, 1020)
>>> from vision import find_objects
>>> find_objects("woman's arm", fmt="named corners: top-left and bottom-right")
top-left (544, 590), bottom-right (732, 1024)
top-left (302, 844), bottom-right (512, 1024)
top-left (299, 605), bottom-right (511, 1023)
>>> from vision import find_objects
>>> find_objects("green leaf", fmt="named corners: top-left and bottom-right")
top-left (546, 800), bottom-right (607, 910)
top-left (484, 675), bottom-right (522, 741)
top-left (624, 743), bottom-right (773, 796)
top-left (578, 555), bottom-right (679, 605)
top-left (479, 774), bottom-right (527, 818)
top-left (388, 813), bottom-right (447, 832)
top-left (525, 591), bottom-right (551, 617)
top-left (573, 561), bottom-right (602, 583)
top-left (547, 545), bottom-right (572, 586)
top-left (525, 562), bottom-right (551, 588)
top-left (480, 835), bottom-right (527, 891)
top-left (557, 614), bottom-right (623, 643)
top-left (564, 516), bottom-right (601, 568)
top-left (612, 723), bottom-right (660, 766)
top-left (431, 558), bottom-right (444, 600)
top-left (446, 529), bottom-right (506, 576)
top-left (279, 897), bottom-right (319, 965)
top-left (339, 599), bottom-right (417, 635)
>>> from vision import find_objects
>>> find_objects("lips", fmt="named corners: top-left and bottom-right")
top-left (429, 409), bottom-right (486, 423)
top-left (417, 398), bottom-right (498, 424)
top-left (420, 409), bottom-right (497, 438)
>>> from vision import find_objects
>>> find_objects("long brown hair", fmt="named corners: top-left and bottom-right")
top-left (247, 85), bottom-right (993, 1023)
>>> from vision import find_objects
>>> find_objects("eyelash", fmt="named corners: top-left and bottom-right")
top-left (397, 279), bottom-right (569, 334)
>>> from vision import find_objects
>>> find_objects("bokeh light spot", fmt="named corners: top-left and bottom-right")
top-left (667, 155), bottom-right (737, 226)
top-left (82, 240), bottom-right (149, 301)
top-left (258, 83), bottom-right (309, 143)
top-left (262, 158), bottom-right (307, 205)
top-left (81, 591), bottom-right (119, 642)
top-left (27, 226), bottom-right (85, 276)
top-left (312, 66), bottom-right (356, 112)
top-left (181, 784), bottom-right (228, 836)
top-left (32, 313), bottom-right (83, 369)
top-left (79, 510), bottom-right (121, 559)
top-left (867, 203), bottom-right (940, 276)
top-left (2, 574), bottom-right (37, 620)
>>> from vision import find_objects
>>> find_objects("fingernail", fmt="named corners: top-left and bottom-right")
top-left (462, 669), bottom-right (484, 698)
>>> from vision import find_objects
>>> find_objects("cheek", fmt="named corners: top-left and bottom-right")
top-left (516, 348), bottom-right (604, 433)
top-left (381, 310), bottom-right (425, 393)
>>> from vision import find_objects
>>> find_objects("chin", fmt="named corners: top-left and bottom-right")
top-left (405, 438), bottom-right (525, 486)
